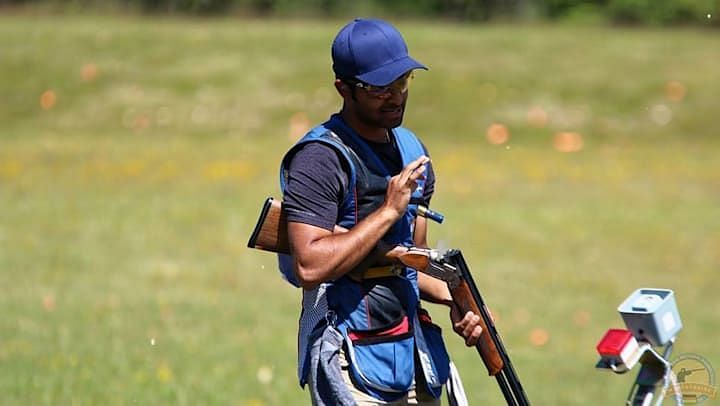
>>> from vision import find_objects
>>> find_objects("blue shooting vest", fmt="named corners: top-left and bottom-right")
top-left (279, 114), bottom-right (450, 401)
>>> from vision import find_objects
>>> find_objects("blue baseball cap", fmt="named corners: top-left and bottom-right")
top-left (332, 18), bottom-right (428, 87)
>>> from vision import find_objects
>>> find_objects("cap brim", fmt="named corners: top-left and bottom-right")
top-left (356, 56), bottom-right (428, 86)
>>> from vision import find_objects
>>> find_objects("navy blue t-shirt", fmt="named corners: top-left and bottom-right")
top-left (283, 136), bottom-right (435, 231)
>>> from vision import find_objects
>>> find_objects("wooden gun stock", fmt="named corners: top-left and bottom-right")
top-left (247, 197), bottom-right (290, 254)
top-left (450, 281), bottom-right (505, 375)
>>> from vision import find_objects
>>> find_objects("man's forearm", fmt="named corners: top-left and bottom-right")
top-left (418, 272), bottom-right (453, 305)
top-left (289, 205), bottom-right (399, 288)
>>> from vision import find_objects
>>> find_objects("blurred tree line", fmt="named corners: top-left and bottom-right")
top-left (3, 0), bottom-right (717, 26)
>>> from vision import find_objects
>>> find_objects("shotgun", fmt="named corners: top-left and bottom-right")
top-left (401, 247), bottom-right (530, 405)
top-left (247, 197), bottom-right (529, 404)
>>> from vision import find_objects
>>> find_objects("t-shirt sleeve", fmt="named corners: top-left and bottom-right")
top-left (282, 142), bottom-right (349, 231)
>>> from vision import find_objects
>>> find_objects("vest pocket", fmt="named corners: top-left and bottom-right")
top-left (344, 315), bottom-right (415, 394)
top-left (415, 309), bottom-right (451, 396)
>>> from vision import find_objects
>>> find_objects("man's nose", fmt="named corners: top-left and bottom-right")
top-left (386, 88), bottom-right (405, 104)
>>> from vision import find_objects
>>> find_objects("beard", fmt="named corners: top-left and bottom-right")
top-left (355, 97), bottom-right (407, 129)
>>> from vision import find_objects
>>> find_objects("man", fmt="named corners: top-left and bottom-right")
top-left (279, 18), bottom-right (483, 405)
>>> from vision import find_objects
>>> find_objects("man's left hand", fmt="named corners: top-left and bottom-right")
top-left (450, 305), bottom-right (483, 347)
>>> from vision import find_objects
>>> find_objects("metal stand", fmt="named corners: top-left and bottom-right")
top-left (596, 339), bottom-right (683, 406)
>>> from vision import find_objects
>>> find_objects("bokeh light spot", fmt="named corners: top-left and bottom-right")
top-left (486, 123), bottom-right (510, 145)
top-left (257, 366), bottom-right (273, 385)
top-left (530, 328), bottom-right (550, 347)
top-left (81, 63), bottom-right (99, 82)
top-left (553, 131), bottom-right (584, 152)
top-left (665, 80), bottom-right (686, 102)
top-left (527, 106), bottom-right (548, 128)
top-left (40, 90), bottom-right (57, 110)
top-left (42, 294), bottom-right (56, 312)
top-left (133, 114), bottom-right (151, 132)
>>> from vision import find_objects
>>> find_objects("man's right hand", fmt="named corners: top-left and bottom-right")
top-left (382, 155), bottom-right (430, 220)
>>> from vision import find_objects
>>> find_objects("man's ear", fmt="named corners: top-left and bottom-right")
top-left (334, 79), bottom-right (350, 98)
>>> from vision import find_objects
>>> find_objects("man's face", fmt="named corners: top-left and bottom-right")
top-left (353, 91), bottom-right (407, 129)
top-left (343, 73), bottom-right (412, 129)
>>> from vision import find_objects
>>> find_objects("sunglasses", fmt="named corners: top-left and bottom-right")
top-left (344, 72), bottom-right (415, 100)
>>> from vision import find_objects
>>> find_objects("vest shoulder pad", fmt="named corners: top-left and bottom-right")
top-left (279, 129), bottom-right (358, 193)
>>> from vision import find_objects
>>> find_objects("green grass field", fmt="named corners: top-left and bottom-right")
top-left (1, 15), bottom-right (719, 405)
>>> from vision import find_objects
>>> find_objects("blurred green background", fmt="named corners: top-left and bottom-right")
top-left (1, 2), bottom-right (719, 405)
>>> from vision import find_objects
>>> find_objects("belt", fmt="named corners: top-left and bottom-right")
top-left (348, 265), bottom-right (402, 282)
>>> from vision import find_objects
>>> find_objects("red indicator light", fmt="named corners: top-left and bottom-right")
top-left (596, 329), bottom-right (633, 357)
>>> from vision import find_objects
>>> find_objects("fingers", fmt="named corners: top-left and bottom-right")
top-left (453, 311), bottom-right (484, 347)
top-left (398, 155), bottom-right (430, 185)
top-left (408, 155), bottom-right (431, 171)
top-left (382, 155), bottom-right (430, 219)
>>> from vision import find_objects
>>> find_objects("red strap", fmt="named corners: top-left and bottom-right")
top-left (348, 316), bottom-right (410, 341)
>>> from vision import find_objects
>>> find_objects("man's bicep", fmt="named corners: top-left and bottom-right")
top-left (287, 221), bottom-right (333, 255)
top-left (287, 221), bottom-right (335, 288)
